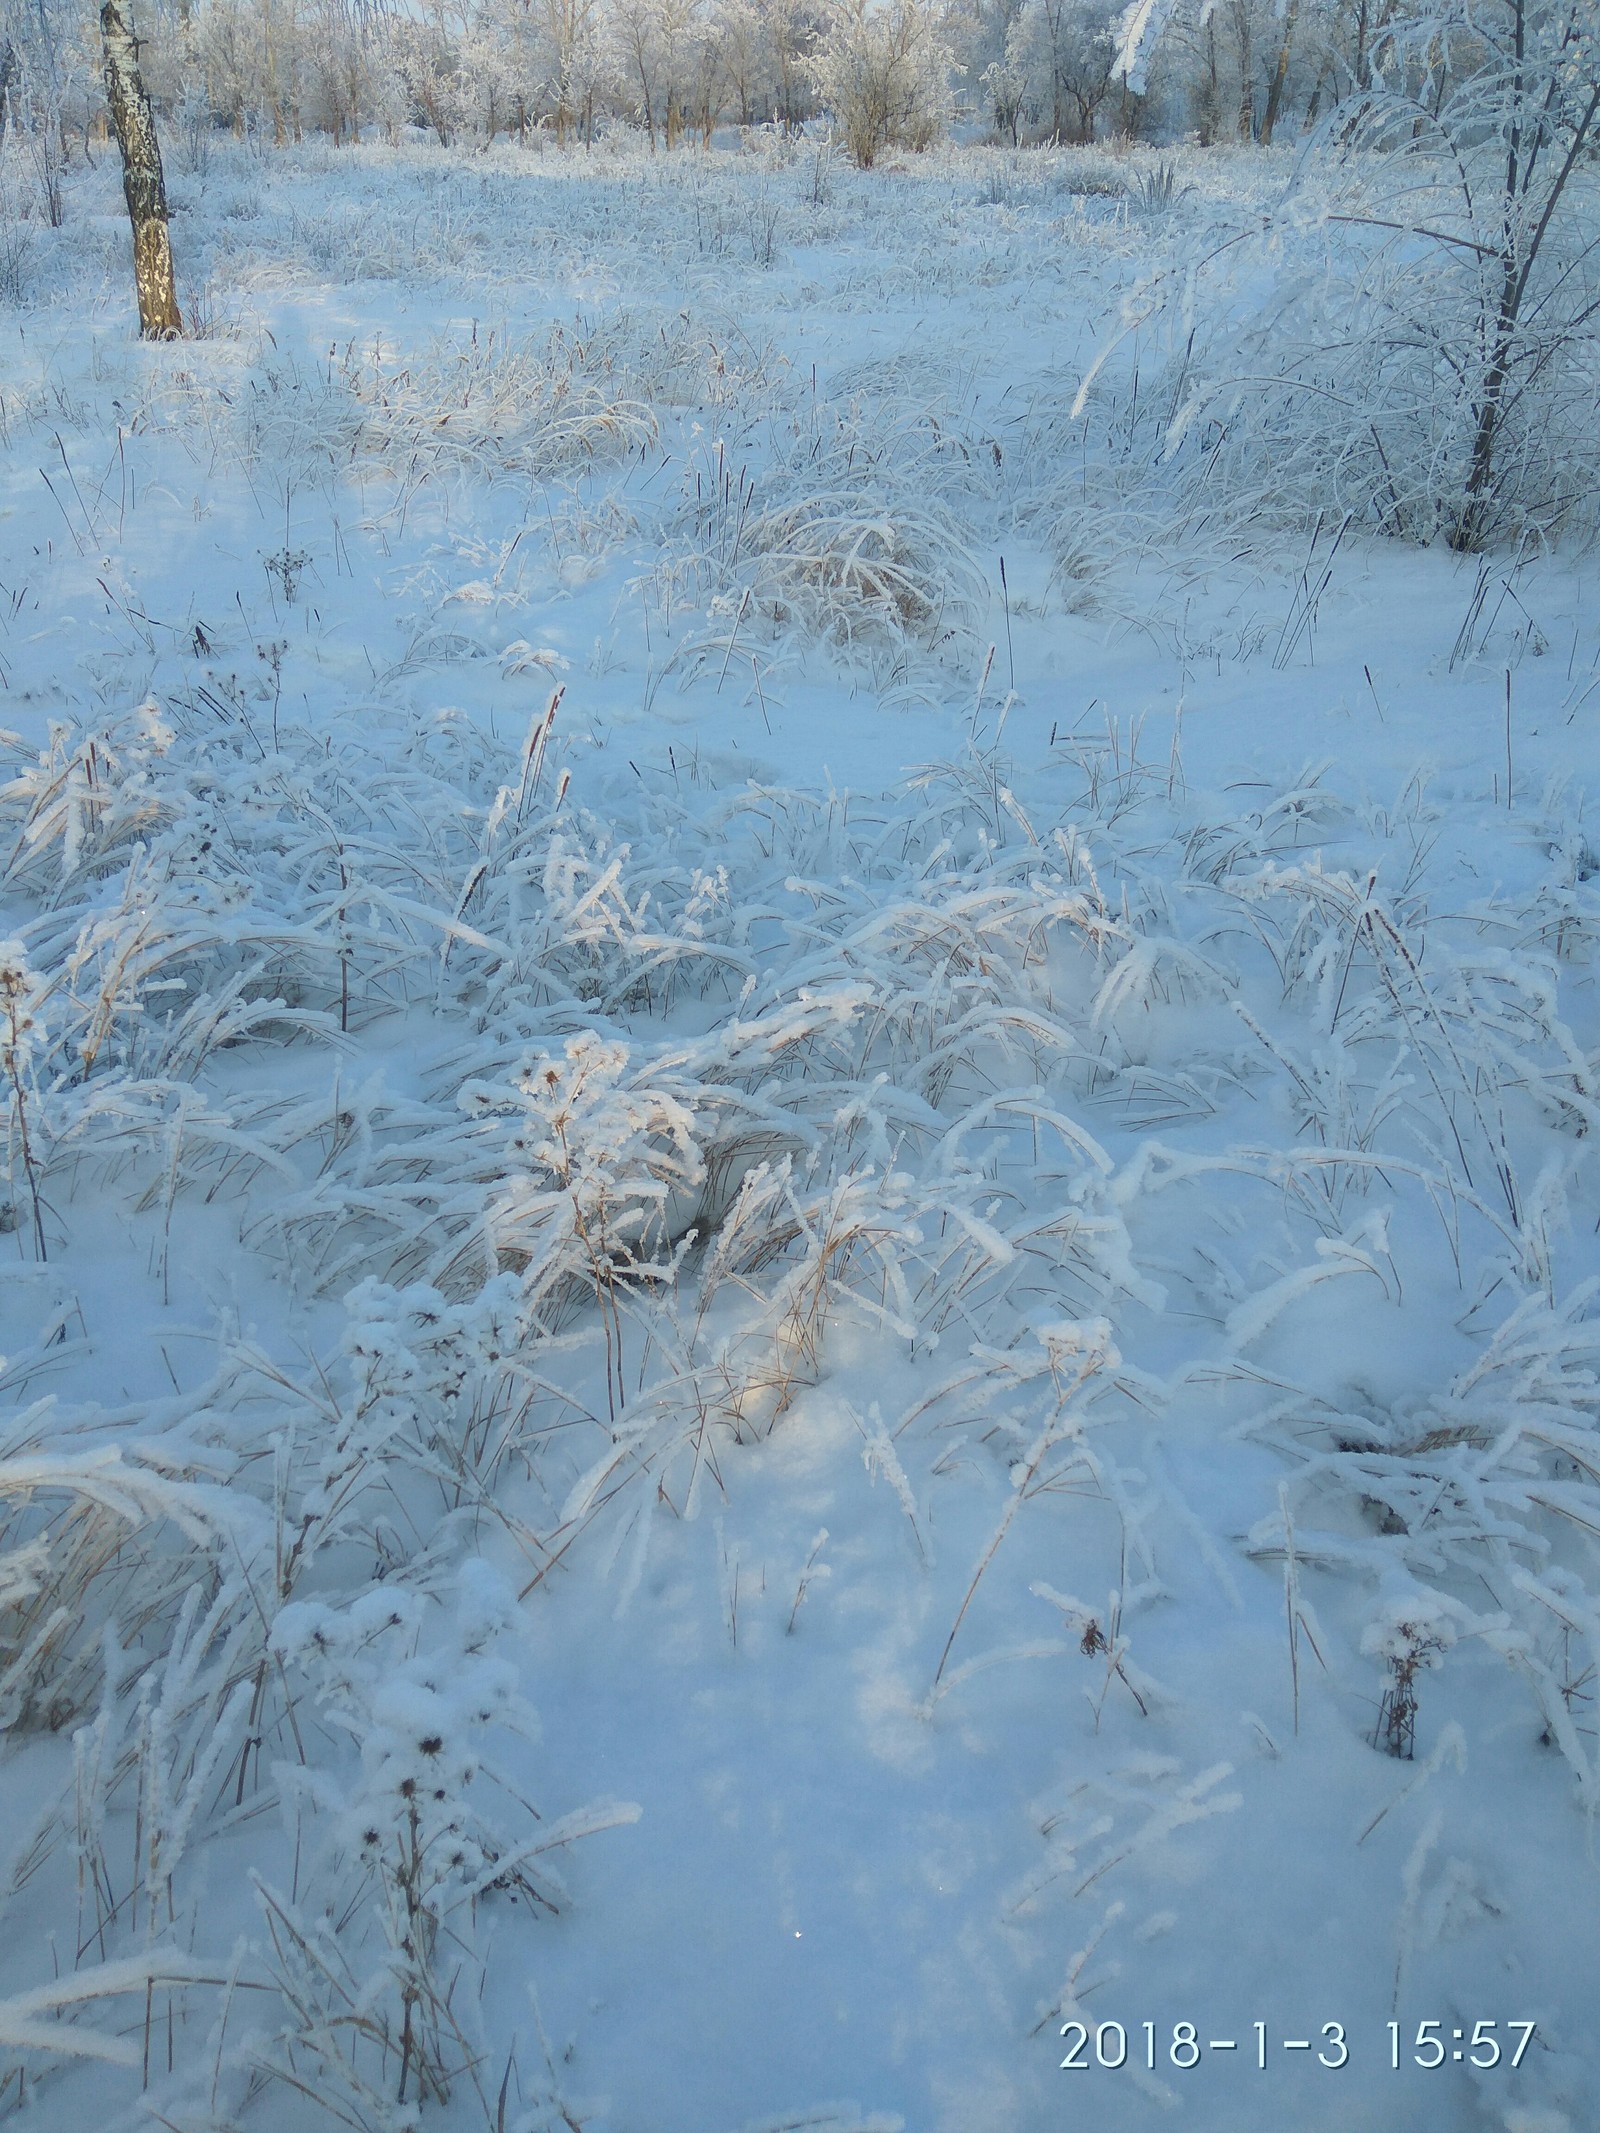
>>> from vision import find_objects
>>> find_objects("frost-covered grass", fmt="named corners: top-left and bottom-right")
top-left (0, 132), bottom-right (1599, 2133)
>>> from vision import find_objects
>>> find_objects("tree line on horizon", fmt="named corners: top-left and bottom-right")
top-left (0, 0), bottom-right (1456, 171)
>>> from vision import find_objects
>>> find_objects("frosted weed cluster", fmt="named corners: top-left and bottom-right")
top-left (3, 635), bottom-right (1599, 2119)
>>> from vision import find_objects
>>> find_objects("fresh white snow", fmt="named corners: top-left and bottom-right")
top-left (0, 133), bottom-right (1598, 2133)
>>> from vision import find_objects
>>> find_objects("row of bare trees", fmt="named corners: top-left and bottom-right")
top-left (0, 0), bottom-right (1427, 160)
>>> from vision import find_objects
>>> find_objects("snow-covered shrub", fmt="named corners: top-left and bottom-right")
top-left (1086, 0), bottom-right (1600, 550)
top-left (261, 1570), bottom-right (637, 2123)
top-left (0, 1447), bottom-right (246, 1735)
top-left (1335, 0), bottom-right (1600, 551)
top-left (1362, 1586), bottom-right (1462, 1758)
top-left (337, 321), bottom-right (659, 483)
top-left (463, 1034), bottom-right (704, 1415)
top-left (0, 154), bottom-right (41, 307)
top-left (809, 0), bottom-right (956, 166)
top-left (0, 940), bottom-right (48, 1259)
top-left (663, 393), bottom-right (990, 662)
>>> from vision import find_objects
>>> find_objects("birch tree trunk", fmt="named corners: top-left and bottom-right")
top-left (100, 0), bottom-right (182, 338)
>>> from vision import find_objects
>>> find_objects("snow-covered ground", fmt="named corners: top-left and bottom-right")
top-left (2, 133), bottom-right (1599, 2133)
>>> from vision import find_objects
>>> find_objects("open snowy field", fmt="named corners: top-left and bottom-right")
top-left (2, 132), bottom-right (1600, 2133)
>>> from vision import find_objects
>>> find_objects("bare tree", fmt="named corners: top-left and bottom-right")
top-left (1258, 0), bottom-right (1299, 141)
top-left (1005, 0), bottom-right (1118, 142)
top-left (1323, 0), bottom-right (1600, 546)
top-left (0, 36), bottom-right (17, 141)
top-left (810, 0), bottom-right (953, 165)
top-left (100, 0), bottom-right (182, 337)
